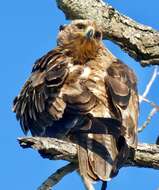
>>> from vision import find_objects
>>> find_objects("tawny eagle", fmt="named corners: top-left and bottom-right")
top-left (13, 20), bottom-right (138, 188)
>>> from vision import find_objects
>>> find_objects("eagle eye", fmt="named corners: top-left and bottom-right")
top-left (59, 25), bottom-right (66, 31)
top-left (76, 23), bottom-right (86, 29)
top-left (95, 31), bottom-right (102, 39)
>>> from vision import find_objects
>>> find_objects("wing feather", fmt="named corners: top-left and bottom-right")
top-left (77, 59), bottom-right (138, 182)
top-left (13, 48), bottom-right (69, 136)
top-left (106, 59), bottom-right (138, 148)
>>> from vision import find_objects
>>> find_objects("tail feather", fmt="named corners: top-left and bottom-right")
top-left (77, 117), bottom-right (129, 182)
top-left (88, 134), bottom-right (118, 180)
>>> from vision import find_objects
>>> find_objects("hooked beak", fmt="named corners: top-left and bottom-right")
top-left (85, 26), bottom-right (95, 39)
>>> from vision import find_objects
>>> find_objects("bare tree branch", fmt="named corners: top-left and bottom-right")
top-left (139, 66), bottom-right (159, 103)
top-left (138, 96), bottom-right (159, 132)
top-left (18, 137), bottom-right (159, 170)
top-left (138, 107), bottom-right (158, 133)
top-left (55, 0), bottom-right (159, 66)
top-left (37, 162), bottom-right (78, 190)
top-left (138, 67), bottom-right (159, 132)
top-left (18, 137), bottom-right (77, 162)
top-left (139, 97), bottom-right (159, 110)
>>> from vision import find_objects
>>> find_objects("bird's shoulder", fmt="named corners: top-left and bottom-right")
top-left (106, 59), bottom-right (138, 109)
top-left (13, 48), bottom-right (71, 134)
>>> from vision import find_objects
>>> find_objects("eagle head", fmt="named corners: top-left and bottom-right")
top-left (57, 20), bottom-right (103, 61)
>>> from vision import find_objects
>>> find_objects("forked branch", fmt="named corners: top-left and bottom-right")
top-left (138, 66), bottom-right (159, 132)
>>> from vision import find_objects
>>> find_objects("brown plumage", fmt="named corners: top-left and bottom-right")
top-left (13, 20), bottom-right (138, 188)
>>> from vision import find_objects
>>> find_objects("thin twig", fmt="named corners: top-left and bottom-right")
top-left (138, 66), bottom-right (159, 132)
top-left (138, 107), bottom-right (158, 133)
top-left (139, 96), bottom-right (159, 110)
top-left (37, 162), bottom-right (78, 190)
top-left (139, 66), bottom-right (158, 103)
top-left (138, 96), bottom-right (159, 133)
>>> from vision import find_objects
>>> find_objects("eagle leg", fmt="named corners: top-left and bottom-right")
top-left (101, 181), bottom-right (107, 190)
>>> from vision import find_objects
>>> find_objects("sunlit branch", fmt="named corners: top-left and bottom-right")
top-left (18, 137), bottom-right (159, 189)
top-left (138, 66), bottom-right (159, 132)
top-left (139, 96), bottom-right (159, 110)
top-left (18, 137), bottom-right (159, 169)
top-left (138, 107), bottom-right (158, 133)
top-left (138, 96), bottom-right (159, 133)
top-left (56, 0), bottom-right (159, 66)
top-left (139, 66), bottom-right (159, 103)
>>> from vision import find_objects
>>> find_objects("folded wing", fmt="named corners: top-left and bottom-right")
top-left (13, 48), bottom-right (69, 136)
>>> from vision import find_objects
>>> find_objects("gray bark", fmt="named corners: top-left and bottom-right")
top-left (18, 137), bottom-right (159, 170)
top-left (37, 162), bottom-right (77, 190)
top-left (56, 0), bottom-right (159, 66)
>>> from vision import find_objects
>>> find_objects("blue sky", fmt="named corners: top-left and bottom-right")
top-left (0, 1), bottom-right (159, 190)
